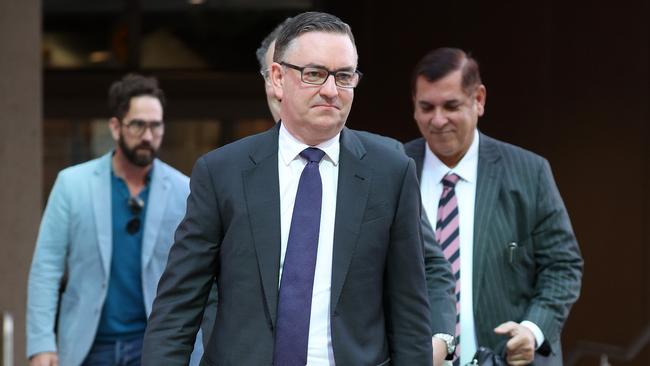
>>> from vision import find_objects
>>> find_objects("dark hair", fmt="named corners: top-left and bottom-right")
top-left (273, 11), bottom-right (355, 63)
top-left (255, 17), bottom-right (293, 74)
top-left (108, 73), bottom-right (166, 120)
top-left (411, 47), bottom-right (482, 95)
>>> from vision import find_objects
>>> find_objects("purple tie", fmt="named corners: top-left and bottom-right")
top-left (435, 173), bottom-right (461, 364)
top-left (273, 147), bottom-right (325, 366)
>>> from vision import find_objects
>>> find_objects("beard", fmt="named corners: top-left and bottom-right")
top-left (118, 134), bottom-right (157, 167)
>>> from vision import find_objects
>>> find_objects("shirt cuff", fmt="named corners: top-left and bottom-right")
top-left (521, 320), bottom-right (545, 350)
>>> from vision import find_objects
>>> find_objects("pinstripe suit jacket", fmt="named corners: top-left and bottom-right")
top-left (405, 132), bottom-right (583, 365)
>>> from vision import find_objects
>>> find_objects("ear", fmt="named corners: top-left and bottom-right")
top-left (109, 117), bottom-right (121, 141)
top-left (270, 62), bottom-right (284, 101)
top-left (474, 84), bottom-right (487, 117)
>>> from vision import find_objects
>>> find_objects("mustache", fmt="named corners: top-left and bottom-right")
top-left (134, 142), bottom-right (154, 151)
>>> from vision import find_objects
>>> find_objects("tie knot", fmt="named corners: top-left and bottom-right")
top-left (441, 173), bottom-right (461, 188)
top-left (300, 147), bottom-right (326, 164)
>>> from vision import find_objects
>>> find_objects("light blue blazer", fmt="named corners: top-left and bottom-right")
top-left (27, 152), bottom-right (206, 366)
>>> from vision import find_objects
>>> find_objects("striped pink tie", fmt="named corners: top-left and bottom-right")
top-left (435, 173), bottom-right (461, 364)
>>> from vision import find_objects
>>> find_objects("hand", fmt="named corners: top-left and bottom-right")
top-left (494, 321), bottom-right (535, 365)
top-left (29, 352), bottom-right (59, 366)
top-left (432, 337), bottom-right (447, 366)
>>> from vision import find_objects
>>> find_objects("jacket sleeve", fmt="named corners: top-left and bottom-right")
top-left (421, 210), bottom-right (457, 336)
top-left (26, 173), bottom-right (70, 358)
top-left (385, 159), bottom-right (434, 365)
top-left (524, 159), bottom-right (583, 352)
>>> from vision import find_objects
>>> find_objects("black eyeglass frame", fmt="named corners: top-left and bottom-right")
top-left (121, 119), bottom-right (165, 137)
top-left (279, 62), bottom-right (362, 88)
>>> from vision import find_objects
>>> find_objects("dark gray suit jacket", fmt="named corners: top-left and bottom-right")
top-left (142, 124), bottom-right (434, 366)
top-left (405, 133), bottom-right (583, 365)
top-left (375, 135), bottom-right (457, 339)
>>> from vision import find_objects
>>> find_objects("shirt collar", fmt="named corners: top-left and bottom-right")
top-left (424, 129), bottom-right (479, 185)
top-left (278, 123), bottom-right (340, 166)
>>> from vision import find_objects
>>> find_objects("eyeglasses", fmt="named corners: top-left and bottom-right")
top-left (122, 119), bottom-right (165, 137)
top-left (126, 196), bottom-right (144, 234)
top-left (280, 62), bottom-right (362, 88)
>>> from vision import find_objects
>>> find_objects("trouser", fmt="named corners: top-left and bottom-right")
top-left (81, 335), bottom-right (144, 366)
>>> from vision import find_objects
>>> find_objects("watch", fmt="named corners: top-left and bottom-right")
top-left (433, 333), bottom-right (456, 360)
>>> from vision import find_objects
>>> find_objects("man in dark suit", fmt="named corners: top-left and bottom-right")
top-left (254, 17), bottom-right (457, 364)
top-left (405, 48), bottom-right (583, 365)
top-left (142, 12), bottom-right (435, 366)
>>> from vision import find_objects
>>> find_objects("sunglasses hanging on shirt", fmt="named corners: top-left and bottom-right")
top-left (126, 196), bottom-right (144, 234)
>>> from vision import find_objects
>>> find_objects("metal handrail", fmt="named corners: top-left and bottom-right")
top-left (566, 324), bottom-right (650, 366)
top-left (1, 312), bottom-right (13, 366)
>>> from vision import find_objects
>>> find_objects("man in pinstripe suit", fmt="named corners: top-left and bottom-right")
top-left (405, 48), bottom-right (583, 366)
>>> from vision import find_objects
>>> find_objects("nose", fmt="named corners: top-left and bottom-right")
top-left (319, 75), bottom-right (339, 99)
top-left (429, 109), bottom-right (447, 128)
top-left (141, 125), bottom-right (154, 141)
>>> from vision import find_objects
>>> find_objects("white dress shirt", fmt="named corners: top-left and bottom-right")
top-left (421, 129), bottom-right (479, 365)
top-left (420, 129), bottom-right (544, 365)
top-left (278, 124), bottom-right (338, 365)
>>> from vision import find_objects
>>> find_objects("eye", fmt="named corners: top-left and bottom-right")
top-left (130, 119), bottom-right (146, 128)
top-left (335, 72), bottom-right (354, 84)
top-left (336, 72), bottom-right (354, 81)
top-left (418, 103), bottom-right (433, 112)
top-left (445, 103), bottom-right (461, 111)
top-left (303, 68), bottom-right (327, 82)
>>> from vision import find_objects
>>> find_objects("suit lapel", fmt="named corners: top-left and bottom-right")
top-left (472, 133), bottom-right (503, 308)
top-left (141, 159), bottom-right (170, 269)
top-left (243, 125), bottom-right (282, 327)
top-left (330, 128), bottom-right (371, 311)
top-left (90, 153), bottom-right (113, 277)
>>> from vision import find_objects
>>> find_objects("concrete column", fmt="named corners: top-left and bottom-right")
top-left (0, 0), bottom-right (42, 364)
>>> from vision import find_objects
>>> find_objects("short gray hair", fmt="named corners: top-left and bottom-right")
top-left (273, 12), bottom-right (355, 63)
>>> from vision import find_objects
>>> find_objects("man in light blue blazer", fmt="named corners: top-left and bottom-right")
top-left (27, 74), bottom-right (209, 366)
